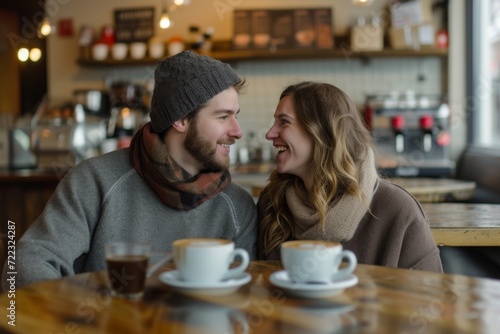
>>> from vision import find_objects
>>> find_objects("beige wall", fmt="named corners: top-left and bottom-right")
top-left (44, 0), bottom-right (467, 161)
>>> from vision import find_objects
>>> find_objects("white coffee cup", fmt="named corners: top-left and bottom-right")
top-left (149, 42), bottom-right (164, 59)
top-left (92, 43), bottom-right (108, 61)
top-left (173, 238), bottom-right (249, 284)
top-left (168, 40), bottom-right (184, 56)
top-left (281, 240), bottom-right (357, 284)
top-left (130, 42), bottom-right (147, 59)
top-left (111, 43), bottom-right (128, 60)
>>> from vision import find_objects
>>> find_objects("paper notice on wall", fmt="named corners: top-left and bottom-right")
top-left (391, 0), bottom-right (432, 29)
top-left (418, 24), bottom-right (435, 45)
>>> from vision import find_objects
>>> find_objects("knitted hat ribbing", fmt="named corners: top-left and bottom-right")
top-left (150, 50), bottom-right (241, 132)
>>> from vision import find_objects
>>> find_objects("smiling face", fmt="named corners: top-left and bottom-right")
top-left (184, 87), bottom-right (242, 172)
top-left (266, 95), bottom-right (314, 183)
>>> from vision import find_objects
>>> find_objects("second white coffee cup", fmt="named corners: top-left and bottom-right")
top-left (281, 240), bottom-right (357, 284)
top-left (173, 238), bottom-right (249, 284)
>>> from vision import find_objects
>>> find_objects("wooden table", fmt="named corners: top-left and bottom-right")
top-left (1, 261), bottom-right (499, 333)
top-left (250, 177), bottom-right (476, 203)
top-left (422, 203), bottom-right (500, 246)
top-left (388, 178), bottom-right (476, 203)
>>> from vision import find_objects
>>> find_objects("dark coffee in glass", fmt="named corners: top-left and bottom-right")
top-left (105, 243), bottom-right (150, 299)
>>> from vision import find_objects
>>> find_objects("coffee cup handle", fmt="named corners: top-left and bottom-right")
top-left (222, 249), bottom-right (249, 280)
top-left (334, 250), bottom-right (357, 279)
top-left (146, 252), bottom-right (173, 278)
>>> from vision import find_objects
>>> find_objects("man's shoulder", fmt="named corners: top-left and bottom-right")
top-left (83, 148), bottom-right (132, 169)
top-left (70, 148), bottom-right (130, 171)
top-left (64, 148), bottom-right (136, 186)
top-left (224, 181), bottom-right (255, 202)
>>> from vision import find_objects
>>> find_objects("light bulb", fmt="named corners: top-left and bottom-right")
top-left (40, 17), bottom-right (52, 36)
top-left (159, 12), bottom-right (171, 29)
top-left (18, 48), bottom-right (29, 62)
top-left (30, 48), bottom-right (42, 62)
top-left (352, 0), bottom-right (374, 6)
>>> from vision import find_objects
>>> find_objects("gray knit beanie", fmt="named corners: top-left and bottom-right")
top-left (150, 50), bottom-right (241, 132)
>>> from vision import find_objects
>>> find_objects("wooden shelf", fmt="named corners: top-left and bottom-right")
top-left (211, 47), bottom-right (448, 62)
top-left (77, 47), bottom-right (448, 67)
top-left (77, 57), bottom-right (163, 67)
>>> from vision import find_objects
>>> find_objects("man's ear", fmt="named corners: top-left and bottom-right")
top-left (171, 117), bottom-right (189, 133)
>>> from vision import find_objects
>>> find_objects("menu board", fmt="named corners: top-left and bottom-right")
top-left (314, 8), bottom-right (334, 49)
top-left (272, 10), bottom-right (294, 49)
top-left (233, 8), bottom-right (334, 50)
top-left (233, 10), bottom-right (252, 49)
top-left (114, 7), bottom-right (155, 43)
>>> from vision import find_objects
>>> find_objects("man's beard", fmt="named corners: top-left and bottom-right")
top-left (184, 121), bottom-right (233, 172)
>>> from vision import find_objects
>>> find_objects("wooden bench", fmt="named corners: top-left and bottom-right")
top-left (456, 146), bottom-right (500, 203)
top-left (438, 147), bottom-right (500, 279)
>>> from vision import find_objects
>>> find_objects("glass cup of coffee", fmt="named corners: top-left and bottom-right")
top-left (281, 240), bottom-right (357, 284)
top-left (105, 242), bottom-right (151, 299)
top-left (173, 238), bottom-right (249, 284)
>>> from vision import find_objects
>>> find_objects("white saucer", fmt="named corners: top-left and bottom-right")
top-left (269, 270), bottom-right (358, 298)
top-left (159, 270), bottom-right (251, 296)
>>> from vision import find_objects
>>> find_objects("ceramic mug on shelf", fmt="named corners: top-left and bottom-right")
top-left (92, 43), bottom-right (108, 61)
top-left (130, 42), bottom-right (147, 59)
top-left (111, 43), bottom-right (128, 60)
top-left (149, 37), bottom-right (165, 59)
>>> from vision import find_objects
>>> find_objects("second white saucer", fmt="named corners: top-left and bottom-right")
top-left (159, 270), bottom-right (251, 296)
top-left (269, 270), bottom-right (358, 298)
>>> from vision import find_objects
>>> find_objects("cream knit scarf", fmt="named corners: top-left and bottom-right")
top-left (285, 149), bottom-right (379, 242)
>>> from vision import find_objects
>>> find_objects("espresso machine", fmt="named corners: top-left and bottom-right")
top-left (364, 93), bottom-right (455, 177)
top-left (107, 82), bottom-right (149, 141)
top-left (30, 93), bottom-right (109, 169)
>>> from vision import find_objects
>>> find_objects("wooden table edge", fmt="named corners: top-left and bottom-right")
top-left (431, 228), bottom-right (500, 246)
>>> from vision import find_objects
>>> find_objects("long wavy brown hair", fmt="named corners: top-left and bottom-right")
top-left (259, 81), bottom-right (374, 257)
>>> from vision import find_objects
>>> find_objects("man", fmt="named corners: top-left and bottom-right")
top-left (4, 51), bottom-right (257, 289)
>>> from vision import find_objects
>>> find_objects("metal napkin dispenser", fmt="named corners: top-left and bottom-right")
top-left (364, 94), bottom-right (455, 177)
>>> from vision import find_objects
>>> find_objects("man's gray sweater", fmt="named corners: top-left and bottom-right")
top-left (3, 149), bottom-right (258, 289)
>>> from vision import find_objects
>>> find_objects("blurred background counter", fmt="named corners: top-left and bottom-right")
top-left (0, 168), bottom-right (67, 241)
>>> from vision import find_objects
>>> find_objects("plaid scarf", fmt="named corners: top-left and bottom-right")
top-left (129, 123), bottom-right (231, 210)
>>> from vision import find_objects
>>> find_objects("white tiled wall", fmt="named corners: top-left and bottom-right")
top-left (234, 58), bottom-right (442, 137)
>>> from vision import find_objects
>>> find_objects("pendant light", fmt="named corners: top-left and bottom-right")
top-left (352, 0), bottom-right (374, 6)
top-left (30, 48), bottom-right (42, 62)
top-left (18, 48), bottom-right (30, 62)
top-left (159, 5), bottom-right (171, 29)
top-left (38, 16), bottom-right (55, 38)
top-left (159, 0), bottom-right (191, 29)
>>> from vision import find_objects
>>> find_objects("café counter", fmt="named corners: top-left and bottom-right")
top-left (0, 168), bottom-right (67, 240)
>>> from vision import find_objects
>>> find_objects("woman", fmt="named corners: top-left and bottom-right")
top-left (258, 81), bottom-right (442, 272)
